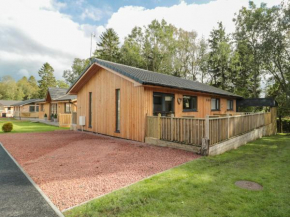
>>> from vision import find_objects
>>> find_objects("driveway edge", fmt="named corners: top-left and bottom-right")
top-left (0, 142), bottom-right (64, 217)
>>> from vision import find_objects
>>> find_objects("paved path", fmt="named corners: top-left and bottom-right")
top-left (0, 144), bottom-right (61, 217)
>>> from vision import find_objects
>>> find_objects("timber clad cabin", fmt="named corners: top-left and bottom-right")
top-left (38, 88), bottom-right (77, 121)
top-left (13, 99), bottom-right (44, 118)
top-left (67, 58), bottom-right (242, 142)
top-left (0, 100), bottom-right (21, 117)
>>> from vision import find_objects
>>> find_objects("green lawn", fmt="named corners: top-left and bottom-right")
top-left (0, 118), bottom-right (68, 133)
top-left (65, 134), bottom-right (290, 217)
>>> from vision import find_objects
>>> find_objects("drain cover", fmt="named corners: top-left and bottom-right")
top-left (235, 181), bottom-right (263, 191)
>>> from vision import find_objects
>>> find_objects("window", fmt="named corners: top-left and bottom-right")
top-left (29, 105), bottom-right (35, 112)
top-left (50, 103), bottom-right (57, 115)
top-left (40, 104), bottom-right (44, 112)
top-left (183, 96), bottom-right (197, 111)
top-left (36, 106), bottom-right (39, 112)
top-left (65, 103), bottom-right (71, 113)
top-left (211, 98), bottom-right (220, 111)
top-left (153, 92), bottom-right (174, 116)
top-left (89, 92), bottom-right (92, 128)
top-left (8, 107), bottom-right (11, 111)
top-left (116, 89), bottom-right (120, 132)
top-left (227, 100), bottom-right (233, 110)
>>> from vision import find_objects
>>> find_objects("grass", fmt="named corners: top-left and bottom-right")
top-left (65, 134), bottom-right (290, 217)
top-left (0, 118), bottom-right (68, 133)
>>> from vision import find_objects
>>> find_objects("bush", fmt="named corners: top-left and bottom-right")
top-left (2, 122), bottom-right (13, 133)
top-left (44, 113), bottom-right (47, 118)
top-left (54, 114), bottom-right (57, 118)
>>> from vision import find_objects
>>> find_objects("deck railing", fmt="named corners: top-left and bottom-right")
top-left (146, 112), bottom-right (273, 147)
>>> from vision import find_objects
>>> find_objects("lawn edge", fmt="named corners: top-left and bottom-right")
top-left (0, 142), bottom-right (65, 217)
top-left (63, 155), bottom-right (202, 213)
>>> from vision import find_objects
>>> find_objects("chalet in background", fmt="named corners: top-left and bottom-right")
top-left (67, 58), bottom-right (242, 142)
top-left (38, 87), bottom-right (77, 121)
top-left (13, 99), bottom-right (43, 119)
top-left (0, 100), bottom-right (21, 117)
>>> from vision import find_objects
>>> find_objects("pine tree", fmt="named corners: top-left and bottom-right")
top-left (38, 63), bottom-right (56, 98)
top-left (94, 28), bottom-right (120, 62)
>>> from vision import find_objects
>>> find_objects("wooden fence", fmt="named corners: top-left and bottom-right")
top-left (146, 112), bottom-right (273, 147)
top-left (59, 113), bottom-right (72, 127)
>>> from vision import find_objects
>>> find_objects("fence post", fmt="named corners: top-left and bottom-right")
top-left (227, 114), bottom-right (230, 139)
top-left (157, 113), bottom-right (161, 139)
top-left (201, 115), bottom-right (210, 156)
top-left (170, 113), bottom-right (174, 141)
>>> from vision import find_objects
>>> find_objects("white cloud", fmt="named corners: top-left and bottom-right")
top-left (0, 0), bottom-right (97, 80)
top-left (105, 0), bottom-right (281, 42)
top-left (80, 8), bottom-right (103, 21)
top-left (0, 0), bottom-right (282, 81)
top-left (17, 69), bottom-right (30, 77)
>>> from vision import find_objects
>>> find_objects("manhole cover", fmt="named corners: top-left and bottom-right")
top-left (235, 181), bottom-right (263, 191)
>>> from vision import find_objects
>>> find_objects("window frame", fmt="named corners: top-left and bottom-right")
top-left (64, 103), bottom-right (71, 113)
top-left (153, 92), bottom-right (175, 116)
top-left (211, 98), bottom-right (220, 111)
top-left (183, 95), bottom-right (198, 112)
top-left (29, 105), bottom-right (35, 113)
top-left (88, 92), bottom-right (92, 128)
top-left (115, 89), bottom-right (121, 133)
top-left (227, 99), bottom-right (234, 111)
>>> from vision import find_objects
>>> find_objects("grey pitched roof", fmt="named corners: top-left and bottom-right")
top-left (48, 87), bottom-right (77, 101)
top-left (0, 100), bottom-right (21, 106)
top-left (12, 99), bottom-right (44, 106)
top-left (68, 58), bottom-right (242, 98)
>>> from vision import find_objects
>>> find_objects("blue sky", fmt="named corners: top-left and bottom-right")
top-left (59, 0), bottom-right (212, 26)
top-left (0, 0), bottom-right (281, 81)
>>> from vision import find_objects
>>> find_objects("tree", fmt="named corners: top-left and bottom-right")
top-left (94, 28), bottom-right (120, 62)
top-left (233, 2), bottom-right (266, 97)
top-left (208, 22), bottom-right (232, 90)
top-left (28, 76), bottom-right (40, 99)
top-left (57, 80), bottom-right (69, 88)
top-left (120, 27), bottom-right (146, 68)
top-left (63, 58), bottom-right (90, 85)
top-left (0, 76), bottom-right (22, 100)
top-left (38, 63), bottom-right (57, 98)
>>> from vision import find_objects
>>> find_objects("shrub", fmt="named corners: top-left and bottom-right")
top-left (2, 122), bottom-right (13, 133)
top-left (54, 114), bottom-right (57, 118)
top-left (44, 113), bottom-right (47, 118)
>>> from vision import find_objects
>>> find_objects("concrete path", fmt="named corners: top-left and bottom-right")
top-left (0, 144), bottom-right (62, 217)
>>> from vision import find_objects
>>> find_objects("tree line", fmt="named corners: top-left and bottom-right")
top-left (1, 1), bottom-right (289, 117)
top-left (0, 63), bottom-right (69, 100)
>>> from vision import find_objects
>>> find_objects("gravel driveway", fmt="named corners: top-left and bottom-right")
top-left (0, 131), bottom-right (199, 210)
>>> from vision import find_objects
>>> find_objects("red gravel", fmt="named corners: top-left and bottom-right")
top-left (0, 131), bottom-right (199, 210)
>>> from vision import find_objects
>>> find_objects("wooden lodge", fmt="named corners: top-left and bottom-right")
top-left (0, 100), bottom-right (21, 118)
top-left (67, 58), bottom-right (243, 142)
top-left (13, 99), bottom-right (44, 119)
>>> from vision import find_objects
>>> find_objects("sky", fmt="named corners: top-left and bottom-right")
top-left (0, 0), bottom-right (281, 81)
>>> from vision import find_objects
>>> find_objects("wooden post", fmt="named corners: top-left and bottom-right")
top-left (227, 114), bottom-right (230, 139)
top-left (170, 113), bottom-right (174, 141)
top-left (201, 115), bottom-right (210, 156)
top-left (157, 113), bottom-right (161, 139)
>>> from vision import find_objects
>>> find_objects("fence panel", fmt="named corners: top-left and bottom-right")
top-left (59, 113), bottom-right (72, 127)
top-left (146, 116), bottom-right (159, 138)
top-left (209, 112), bottom-right (272, 146)
top-left (159, 117), bottom-right (205, 146)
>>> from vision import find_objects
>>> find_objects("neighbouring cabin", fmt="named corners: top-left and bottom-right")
top-left (68, 59), bottom-right (242, 142)
top-left (0, 100), bottom-right (21, 117)
top-left (38, 88), bottom-right (77, 127)
top-left (12, 99), bottom-right (44, 119)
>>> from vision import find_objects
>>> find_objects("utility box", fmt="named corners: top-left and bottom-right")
top-left (79, 116), bottom-right (86, 126)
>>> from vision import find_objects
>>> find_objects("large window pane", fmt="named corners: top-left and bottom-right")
top-left (183, 95), bottom-right (197, 111)
top-left (65, 103), bottom-right (71, 113)
top-left (153, 92), bottom-right (174, 116)
top-left (211, 98), bottom-right (220, 111)
top-left (29, 106), bottom-right (35, 112)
